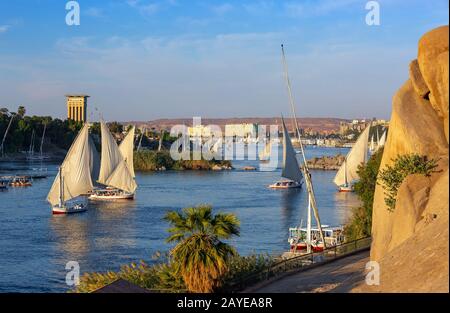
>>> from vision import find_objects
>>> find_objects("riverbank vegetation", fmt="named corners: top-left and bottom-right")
top-left (134, 150), bottom-right (233, 171)
top-left (344, 148), bottom-right (384, 241)
top-left (74, 206), bottom-right (272, 293)
top-left (0, 106), bottom-right (83, 154)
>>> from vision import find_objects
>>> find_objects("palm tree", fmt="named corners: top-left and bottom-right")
top-left (164, 205), bottom-right (240, 293)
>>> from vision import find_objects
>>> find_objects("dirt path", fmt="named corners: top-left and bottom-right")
top-left (247, 250), bottom-right (370, 293)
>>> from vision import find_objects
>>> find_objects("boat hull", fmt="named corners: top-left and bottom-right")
top-left (89, 193), bottom-right (134, 201)
top-left (269, 181), bottom-right (302, 189)
top-left (52, 204), bottom-right (86, 215)
top-left (290, 244), bottom-right (324, 252)
top-left (338, 185), bottom-right (353, 192)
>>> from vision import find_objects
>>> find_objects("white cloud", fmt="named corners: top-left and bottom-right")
top-left (284, 0), bottom-right (360, 17)
top-left (212, 3), bottom-right (233, 15)
top-left (85, 7), bottom-right (104, 18)
top-left (0, 25), bottom-right (10, 33)
top-left (127, 0), bottom-right (159, 15)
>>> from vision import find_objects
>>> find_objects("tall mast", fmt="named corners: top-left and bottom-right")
top-left (29, 130), bottom-right (35, 155)
top-left (58, 166), bottom-right (63, 208)
top-left (40, 123), bottom-right (47, 158)
top-left (1, 114), bottom-right (15, 157)
top-left (281, 44), bottom-right (326, 248)
top-left (344, 158), bottom-right (348, 186)
top-left (137, 128), bottom-right (145, 152)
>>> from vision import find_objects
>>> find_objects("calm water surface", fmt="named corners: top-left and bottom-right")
top-left (0, 146), bottom-right (359, 292)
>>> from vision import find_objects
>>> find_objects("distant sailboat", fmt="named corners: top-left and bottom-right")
top-left (28, 130), bottom-right (36, 157)
top-left (333, 125), bottom-right (371, 192)
top-left (258, 139), bottom-right (271, 161)
top-left (376, 129), bottom-right (387, 151)
top-left (47, 124), bottom-right (99, 214)
top-left (369, 134), bottom-right (375, 153)
top-left (268, 117), bottom-right (303, 189)
top-left (89, 122), bottom-right (137, 200)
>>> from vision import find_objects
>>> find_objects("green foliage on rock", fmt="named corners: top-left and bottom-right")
top-left (344, 148), bottom-right (384, 241)
top-left (378, 154), bottom-right (439, 212)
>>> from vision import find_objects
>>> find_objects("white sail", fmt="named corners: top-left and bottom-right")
top-left (378, 129), bottom-right (387, 149)
top-left (259, 140), bottom-right (271, 160)
top-left (119, 126), bottom-right (135, 178)
top-left (89, 134), bottom-right (100, 183)
top-left (47, 124), bottom-right (96, 206)
top-left (369, 135), bottom-right (375, 152)
top-left (281, 117), bottom-right (303, 183)
top-left (333, 125), bottom-right (370, 186)
top-left (98, 121), bottom-right (123, 185)
top-left (105, 159), bottom-right (137, 193)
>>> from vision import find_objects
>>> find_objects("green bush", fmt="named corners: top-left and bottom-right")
top-left (134, 150), bottom-right (232, 171)
top-left (378, 154), bottom-right (438, 212)
top-left (219, 253), bottom-right (273, 291)
top-left (344, 148), bottom-right (384, 241)
top-left (73, 254), bottom-right (186, 293)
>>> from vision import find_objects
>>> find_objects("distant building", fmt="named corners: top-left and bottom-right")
top-left (66, 94), bottom-right (89, 122)
top-left (225, 123), bottom-right (258, 138)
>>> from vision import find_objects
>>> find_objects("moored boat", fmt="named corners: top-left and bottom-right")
top-left (288, 225), bottom-right (344, 252)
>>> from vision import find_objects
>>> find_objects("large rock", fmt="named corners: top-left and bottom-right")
top-left (417, 26), bottom-right (449, 142)
top-left (354, 170), bottom-right (449, 292)
top-left (365, 26), bottom-right (449, 292)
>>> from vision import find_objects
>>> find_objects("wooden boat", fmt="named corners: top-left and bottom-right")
top-left (47, 124), bottom-right (99, 215)
top-left (89, 122), bottom-right (137, 201)
top-left (333, 125), bottom-right (370, 192)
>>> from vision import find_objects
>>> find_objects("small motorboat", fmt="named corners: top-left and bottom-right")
top-left (9, 176), bottom-right (32, 187)
top-left (52, 203), bottom-right (86, 215)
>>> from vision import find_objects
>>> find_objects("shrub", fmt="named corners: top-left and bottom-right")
top-left (344, 148), bottom-right (383, 241)
top-left (378, 154), bottom-right (438, 212)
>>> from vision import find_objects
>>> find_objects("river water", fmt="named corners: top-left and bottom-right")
top-left (0, 146), bottom-right (360, 292)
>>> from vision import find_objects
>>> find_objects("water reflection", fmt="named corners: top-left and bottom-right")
top-left (279, 188), bottom-right (304, 230)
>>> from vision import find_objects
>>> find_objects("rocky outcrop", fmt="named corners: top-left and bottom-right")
top-left (307, 154), bottom-right (345, 170)
top-left (358, 26), bottom-right (449, 292)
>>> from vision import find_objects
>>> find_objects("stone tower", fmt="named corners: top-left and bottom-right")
top-left (66, 94), bottom-right (89, 122)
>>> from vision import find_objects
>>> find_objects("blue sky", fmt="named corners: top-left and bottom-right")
top-left (0, 0), bottom-right (448, 121)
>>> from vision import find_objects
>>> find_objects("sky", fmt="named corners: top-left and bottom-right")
top-left (0, 0), bottom-right (448, 121)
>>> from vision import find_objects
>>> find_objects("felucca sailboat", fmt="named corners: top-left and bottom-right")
top-left (47, 124), bottom-right (99, 214)
top-left (89, 122), bottom-right (137, 200)
top-left (333, 125), bottom-right (371, 192)
top-left (268, 117), bottom-right (303, 189)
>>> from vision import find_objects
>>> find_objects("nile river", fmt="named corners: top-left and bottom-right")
top-left (0, 146), bottom-right (359, 292)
